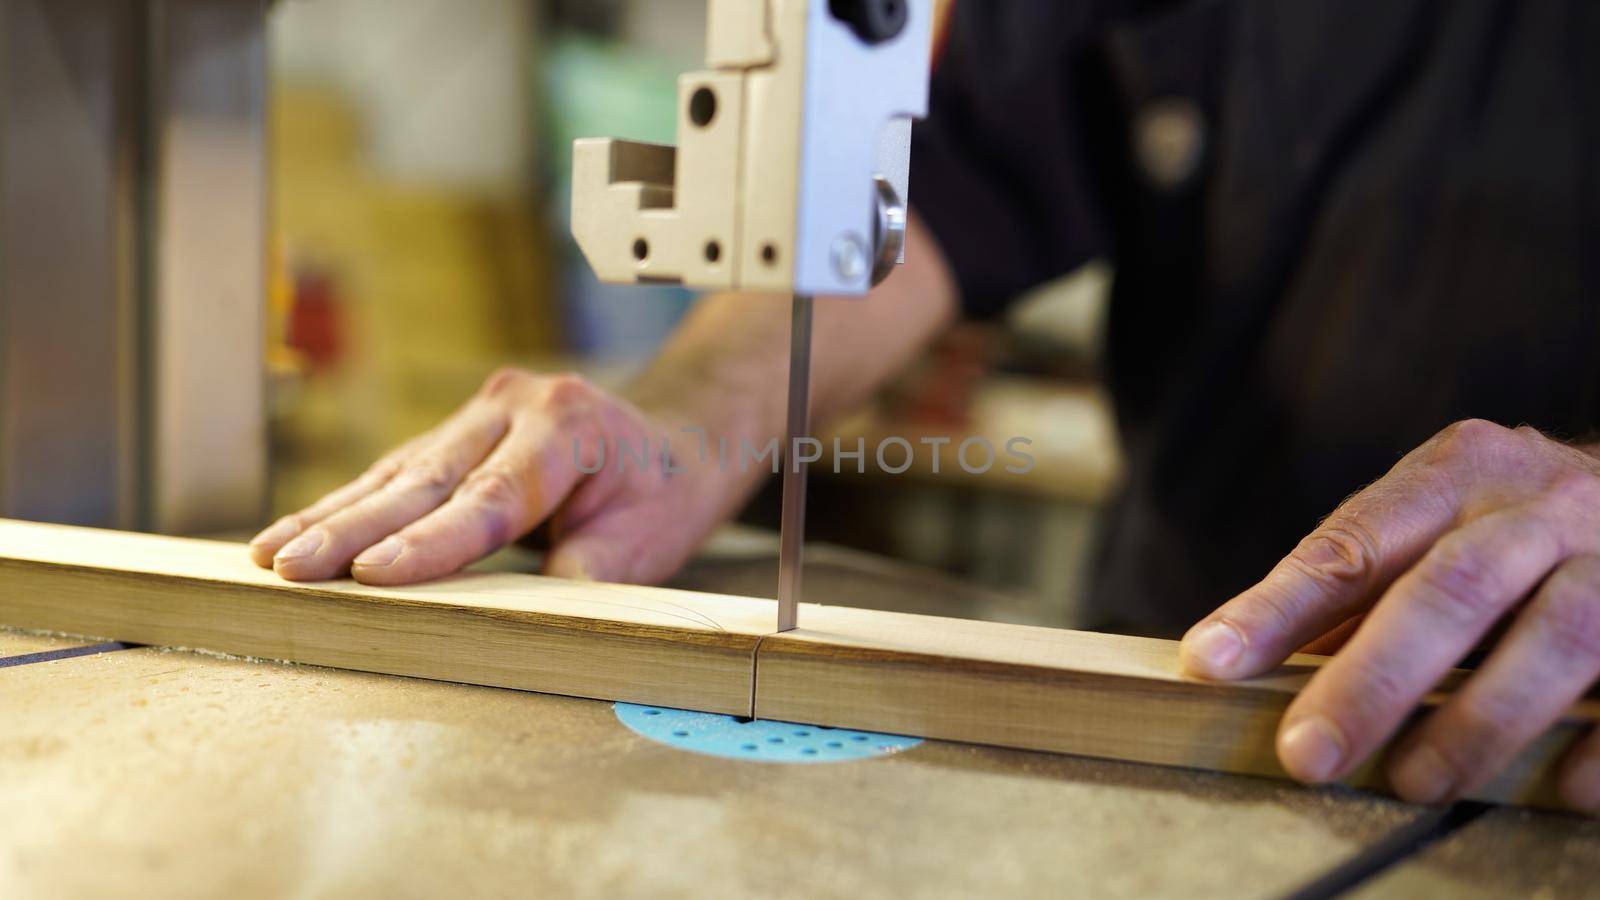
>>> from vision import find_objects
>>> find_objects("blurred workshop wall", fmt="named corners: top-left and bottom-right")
top-left (273, 0), bottom-right (534, 189)
top-left (267, 0), bottom-right (556, 511)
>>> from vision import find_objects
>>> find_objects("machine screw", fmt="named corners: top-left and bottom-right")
top-left (828, 0), bottom-right (907, 45)
top-left (831, 233), bottom-right (869, 282)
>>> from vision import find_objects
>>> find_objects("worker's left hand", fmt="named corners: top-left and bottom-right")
top-left (1179, 419), bottom-right (1600, 812)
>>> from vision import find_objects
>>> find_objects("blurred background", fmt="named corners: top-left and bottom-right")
top-left (2, 0), bottom-right (1121, 628)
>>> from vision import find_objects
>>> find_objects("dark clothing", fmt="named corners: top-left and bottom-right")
top-left (910, 0), bottom-right (1600, 635)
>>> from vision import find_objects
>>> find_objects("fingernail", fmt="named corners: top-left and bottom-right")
top-left (1182, 620), bottom-right (1245, 675)
top-left (1391, 743), bottom-right (1457, 804)
top-left (275, 528), bottom-right (325, 563)
top-left (353, 537), bottom-right (405, 569)
top-left (1279, 715), bottom-right (1346, 783)
top-left (250, 517), bottom-right (299, 549)
top-left (1561, 757), bottom-right (1600, 814)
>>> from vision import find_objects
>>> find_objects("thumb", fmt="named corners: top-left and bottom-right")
top-left (544, 504), bottom-right (703, 585)
top-left (544, 530), bottom-right (620, 582)
top-left (543, 509), bottom-right (661, 583)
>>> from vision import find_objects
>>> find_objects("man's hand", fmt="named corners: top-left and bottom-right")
top-left (250, 214), bottom-right (958, 590)
top-left (1179, 419), bottom-right (1600, 812)
top-left (250, 369), bottom-right (732, 586)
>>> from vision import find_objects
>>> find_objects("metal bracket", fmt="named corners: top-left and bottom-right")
top-left (570, 0), bottom-right (932, 297)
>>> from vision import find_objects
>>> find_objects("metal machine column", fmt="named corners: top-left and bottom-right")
top-left (0, 0), bottom-right (268, 534)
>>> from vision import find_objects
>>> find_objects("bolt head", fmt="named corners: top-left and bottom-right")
top-left (831, 233), bottom-right (868, 282)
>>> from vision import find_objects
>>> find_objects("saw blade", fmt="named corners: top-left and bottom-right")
top-left (776, 293), bottom-right (813, 633)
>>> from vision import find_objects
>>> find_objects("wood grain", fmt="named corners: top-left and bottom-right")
top-left (0, 519), bottom-right (772, 715)
top-left (754, 604), bottom-right (1600, 807)
top-left (1, 518), bottom-right (1592, 808)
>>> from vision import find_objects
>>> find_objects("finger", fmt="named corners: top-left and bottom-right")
top-left (246, 434), bottom-right (430, 567)
top-left (1298, 615), bottom-right (1365, 656)
top-left (544, 524), bottom-right (628, 583)
top-left (1181, 466), bottom-right (1459, 679)
top-left (1560, 723), bottom-right (1600, 815)
top-left (1387, 553), bottom-right (1600, 802)
top-left (1276, 503), bottom-right (1570, 785)
top-left (544, 509), bottom-right (663, 584)
top-left (544, 482), bottom-right (710, 586)
top-left (273, 409), bottom-right (509, 581)
top-left (350, 416), bottom-right (588, 586)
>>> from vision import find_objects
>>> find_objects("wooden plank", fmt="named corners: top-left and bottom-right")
top-left (0, 519), bottom-right (771, 715)
top-left (753, 603), bottom-right (1599, 808)
top-left (0, 518), bottom-right (1592, 808)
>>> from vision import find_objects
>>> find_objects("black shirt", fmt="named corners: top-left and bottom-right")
top-left (910, 0), bottom-right (1600, 635)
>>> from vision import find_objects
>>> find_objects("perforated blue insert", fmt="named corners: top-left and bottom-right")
top-left (614, 703), bottom-right (922, 763)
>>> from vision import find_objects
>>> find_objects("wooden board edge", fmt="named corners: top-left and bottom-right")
top-left (0, 557), bottom-right (760, 716)
top-left (752, 633), bottom-right (1587, 810)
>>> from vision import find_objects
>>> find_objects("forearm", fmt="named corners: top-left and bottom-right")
top-left (625, 212), bottom-right (958, 459)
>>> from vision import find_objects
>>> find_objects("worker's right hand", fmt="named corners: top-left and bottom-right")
top-left (248, 367), bottom-right (734, 586)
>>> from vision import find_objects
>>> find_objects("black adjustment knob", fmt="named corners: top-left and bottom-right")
top-left (829, 0), bottom-right (907, 45)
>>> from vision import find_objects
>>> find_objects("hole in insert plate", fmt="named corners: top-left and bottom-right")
top-left (760, 243), bottom-right (779, 266)
top-left (632, 238), bottom-right (649, 261)
top-left (704, 240), bottom-right (722, 264)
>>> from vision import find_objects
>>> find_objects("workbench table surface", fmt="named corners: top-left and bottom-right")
top-left (2, 627), bottom-right (1596, 899)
